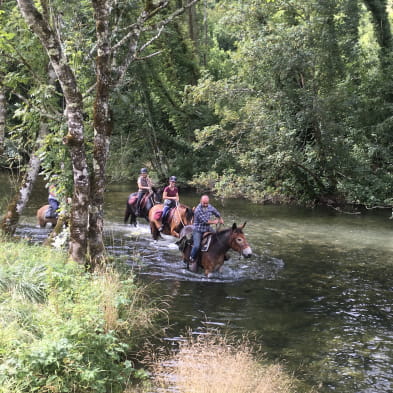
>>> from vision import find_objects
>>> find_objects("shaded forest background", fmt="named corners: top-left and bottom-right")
top-left (1, 0), bottom-right (392, 209)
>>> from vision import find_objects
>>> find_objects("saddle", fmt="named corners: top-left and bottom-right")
top-left (176, 226), bottom-right (212, 253)
top-left (153, 207), bottom-right (175, 222)
top-left (201, 233), bottom-right (213, 252)
top-left (129, 192), bottom-right (151, 209)
top-left (45, 207), bottom-right (58, 219)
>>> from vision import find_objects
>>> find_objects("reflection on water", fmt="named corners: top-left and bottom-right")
top-left (2, 174), bottom-right (393, 393)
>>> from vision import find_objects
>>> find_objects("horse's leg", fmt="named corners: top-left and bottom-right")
top-left (150, 221), bottom-right (160, 241)
top-left (37, 208), bottom-right (47, 228)
top-left (182, 245), bottom-right (191, 265)
top-left (170, 226), bottom-right (180, 238)
top-left (130, 212), bottom-right (137, 226)
top-left (188, 250), bottom-right (198, 272)
top-left (202, 254), bottom-right (220, 277)
top-left (38, 217), bottom-right (46, 228)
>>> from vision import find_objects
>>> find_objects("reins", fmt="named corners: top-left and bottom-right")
top-left (175, 202), bottom-right (185, 227)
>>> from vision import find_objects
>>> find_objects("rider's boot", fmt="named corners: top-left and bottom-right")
top-left (188, 256), bottom-right (198, 272)
top-left (158, 219), bottom-right (166, 232)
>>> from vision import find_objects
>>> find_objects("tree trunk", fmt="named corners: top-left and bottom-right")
top-left (0, 83), bottom-right (5, 156)
top-left (0, 121), bottom-right (48, 235)
top-left (363, 0), bottom-right (393, 65)
top-left (88, 0), bottom-right (112, 268)
top-left (17, 0), bottom-right (90, 264)
top-left (0, 64), bottom-right (59, 236)
top-left (187, 2), bottom-right (198, 47)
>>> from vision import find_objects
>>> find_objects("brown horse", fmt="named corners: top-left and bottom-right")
top-left (36, 204), bottom-right (57, 228)
top-left (178, 222), bottom-right (252, 277)
top-left (148, 203), bottom-right (194, 240)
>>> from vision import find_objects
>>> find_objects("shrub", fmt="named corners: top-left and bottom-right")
top-left (152, 332), bottom-right (298, 393)
top-left (0, 239), bottom-right (160, 393)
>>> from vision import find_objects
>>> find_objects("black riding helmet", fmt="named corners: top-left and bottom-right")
top-left (169, 176), bottom-right (177, 182)
top-left (140, 168), bottom-right (148, 174)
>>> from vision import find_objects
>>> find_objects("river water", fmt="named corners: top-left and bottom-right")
top-left (1, 174), bottom-right (393, 393)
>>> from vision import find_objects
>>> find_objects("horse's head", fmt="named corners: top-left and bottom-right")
top-left (151, 186), bottom-right (163, 204)
top-left (230, 222), bottom-right (252, 258)
top-left (184, 206), bottom-right (194, 225)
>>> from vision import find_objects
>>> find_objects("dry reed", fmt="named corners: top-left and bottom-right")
top-left (152, 332), bottom-right (296, 393)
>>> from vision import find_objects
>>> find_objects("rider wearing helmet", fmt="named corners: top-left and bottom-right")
top-left (159, 175), bottom-right (179, 231)
top-left (136, 168), bottom-right (153, 216)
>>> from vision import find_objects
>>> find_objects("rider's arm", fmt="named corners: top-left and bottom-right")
top-left (208, 217), bottom-right (223, 225)
top-left (166, 192), bottom-right (179, 201)
top-left (138, 177), bottom-right (151, 191)
top-left (210, 206), bottom-right (224, 225)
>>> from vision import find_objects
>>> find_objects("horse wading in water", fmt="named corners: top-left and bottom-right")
top-left (148, 203), bottom-right (194, 240)
top-left (36, 204), bottom-right (58, 228)
top-left (124, 187), bottom-right (162, 226)
top-left (178, 222), bottom-right (252, 277)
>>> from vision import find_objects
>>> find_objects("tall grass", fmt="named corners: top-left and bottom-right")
top-left (0, 237), bottom-right (164, 393)
top-left (152, 332), bottom-right (308, 393)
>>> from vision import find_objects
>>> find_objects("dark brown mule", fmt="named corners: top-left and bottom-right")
top-left (178, 222), bottom-right (252, 277)
top-left (124, 187), bottom-right (162, 226)
top-left (148, 203), bottom-right (194, 240)
top-left (36, 204), bottom-right (57, 228)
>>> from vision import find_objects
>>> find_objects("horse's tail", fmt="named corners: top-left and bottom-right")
top-left (124, 194), bottom-right (133, 223)
top-left (124, 205), bottom-right (131, 224)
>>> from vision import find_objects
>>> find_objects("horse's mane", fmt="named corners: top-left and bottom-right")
top-left (179, 204), bottom-right (194, 221)
top-left (214, 227), bottom-right (232, 239)
top-left (215, 226), bottom-right (243, 238)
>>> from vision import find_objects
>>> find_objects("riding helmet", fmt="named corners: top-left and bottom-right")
top-left (140, 168), bottom-right (148, 174)
top-left (169, 176), bottom-right (177, 182)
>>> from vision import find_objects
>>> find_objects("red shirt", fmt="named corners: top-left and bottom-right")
top-left (164, 186), bottom-right (178, 198)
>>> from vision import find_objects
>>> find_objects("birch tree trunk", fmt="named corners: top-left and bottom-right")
top-left (0, 65), bottom-right (57, 236)
top-left (17, 0), bottom-right (90, 264)
top-left (0, 121), bottom-right (48, 235)
top-left (0, 83), bottom-right (5, 156)
top-left (88, 0), bottom-right (112, 267)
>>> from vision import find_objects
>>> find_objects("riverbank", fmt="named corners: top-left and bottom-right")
top-left (0, 237), bottom-right (312, 393)
top-left (0, 237), bottom-right (162, 392)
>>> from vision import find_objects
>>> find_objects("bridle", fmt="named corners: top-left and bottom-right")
top-left (229, 230), bottom-right (250, 255)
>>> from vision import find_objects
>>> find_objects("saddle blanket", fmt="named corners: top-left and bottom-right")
top-left (153, 210), bottom-right (163, 220)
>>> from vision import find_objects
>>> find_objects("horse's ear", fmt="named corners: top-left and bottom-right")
top-left (232, 223), bottom-right (237, 230)
top-left (240, 222), bottom-right (247, 229)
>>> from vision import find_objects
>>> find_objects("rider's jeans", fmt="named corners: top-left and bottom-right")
top-left (190, 230), bottom-right (203, 260)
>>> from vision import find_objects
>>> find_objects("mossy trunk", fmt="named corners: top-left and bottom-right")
top-left (88, 0), bottom-right (112, 269)
top-left (0, 122), bottom-right (49, 236)
top-left (0, 83), bottom-right (5, 156)
top-left (17, 0), bottom-right (90, 264)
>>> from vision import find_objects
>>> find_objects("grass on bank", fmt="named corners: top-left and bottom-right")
top-left (149, 332), bottom-right (316, 393)
top-left (0, 237), bottom-right (163, 393)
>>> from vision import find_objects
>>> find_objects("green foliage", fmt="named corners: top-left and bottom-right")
top-left (185, 0), bottom-right (393, 207)
top-left (0, 239), bottom-right (158, 392)
top-left (2, 0), bottom-right (393, 208)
